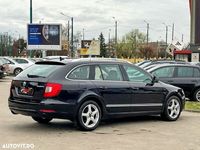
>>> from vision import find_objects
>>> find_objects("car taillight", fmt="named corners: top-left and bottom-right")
top-left (43, 83), bottom-right (62, 98)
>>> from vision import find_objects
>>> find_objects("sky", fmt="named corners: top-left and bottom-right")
top-left (0, 0), bottom-right (190, 43)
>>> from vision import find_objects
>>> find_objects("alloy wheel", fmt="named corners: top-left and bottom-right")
top-left (81, 104), bottom-right (100, 128)
top-left (167, 98), bottom-right (180, 119)
top-left (195, 90), bottom-right (200, 102)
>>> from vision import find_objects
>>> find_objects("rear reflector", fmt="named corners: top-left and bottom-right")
top-left (43, 83), bottom-right (62, 98)
top-left (40, 109), bottom-right (56, 113)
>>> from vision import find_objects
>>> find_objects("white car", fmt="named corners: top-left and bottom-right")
top-left (13, 58), bottom-right (34, 65)
top-left (2, 57), bottom-right (34, 76)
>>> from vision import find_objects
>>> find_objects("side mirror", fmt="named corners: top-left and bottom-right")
top-left (152, 76), bottom-right (159, 83)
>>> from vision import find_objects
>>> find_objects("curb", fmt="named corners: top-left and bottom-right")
top-left (184, 110), bottom-right (200, 113)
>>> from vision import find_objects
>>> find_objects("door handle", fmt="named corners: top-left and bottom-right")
top-left (167, 80), bottom-right (173, 83)
top-left (99, 86), bottom-right (107, 90)
top-left (191, 80), bottom-right (197, 82)
top-left (131, 87), bottom-right (139, 90)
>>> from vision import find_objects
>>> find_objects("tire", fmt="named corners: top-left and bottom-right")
top-left (76, 101), bottom-right (101, 131)
top-left (193, 88), bottom-right (200, 102)
top-left (161, 96), bottom-right (182, 121)
top-left (14, 68), bottom-right (23, 76)
top-left (32, 116), bottom-right (52, 124)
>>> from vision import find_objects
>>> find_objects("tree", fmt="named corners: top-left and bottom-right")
top-left (117, 29), bottom-right (146, 58)
top-left (98, 33), bottom-right (107, 57)
top-left (139, 46), bottom-right (155, 59)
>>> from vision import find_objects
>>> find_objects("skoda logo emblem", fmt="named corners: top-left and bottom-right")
top-left (22, 81), bottom-right (27, 87)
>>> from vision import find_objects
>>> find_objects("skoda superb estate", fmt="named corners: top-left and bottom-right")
top-left (8, 58), bottom-right (185, 131)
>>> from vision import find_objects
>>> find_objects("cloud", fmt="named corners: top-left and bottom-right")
top-left (0, 0), bottom-right (190, 43)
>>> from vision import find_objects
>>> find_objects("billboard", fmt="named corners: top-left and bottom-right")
top-left (27, 24), bottom-right (62, 50)
top-left (80, 40), bottom-right (100, 55)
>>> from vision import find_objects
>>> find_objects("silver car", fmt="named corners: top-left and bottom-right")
top-left (2, 57), bottom-right (34, 76)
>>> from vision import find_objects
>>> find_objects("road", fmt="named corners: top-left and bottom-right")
top-left (0, 77), bottom-right (200, 150)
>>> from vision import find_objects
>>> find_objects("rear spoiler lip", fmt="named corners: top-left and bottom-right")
top-left (35, 61), bottom-right (66, 65)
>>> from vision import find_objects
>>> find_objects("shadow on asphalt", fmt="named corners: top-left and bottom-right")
top-left (0, 76), bottom-right (13, 82)
top-left (8, 115), bottom-right (162, 132)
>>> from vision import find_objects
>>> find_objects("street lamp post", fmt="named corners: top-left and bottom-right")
top-left (163, 23), bottom-right (169, 58)
top-left (60, 12), bottom-right (74, 58)
top-left (108, 29), bottom-right (111, 57)
top-left (144, 20), bottom-right (149, 46)
top-left (71, 17), bottom-right (74, 58)
top-left (172, 23), bottom-right (175, 41)
top-left (82, 28), bottom-right (85, 40)
top-left (30, 0), bottom-right (32, 23)
top-left (112, 17), bottom-right (118, 58)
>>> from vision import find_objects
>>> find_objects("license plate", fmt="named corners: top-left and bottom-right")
top-left (18, 87), bottom-right (34, 96)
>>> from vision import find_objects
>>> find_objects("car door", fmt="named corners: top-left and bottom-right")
top-left (122, 64), bottom-right (165, 113)
top-left (91, 64), bottom-right (132, 114)
top-left (172, 66), bottom-right (199, 97)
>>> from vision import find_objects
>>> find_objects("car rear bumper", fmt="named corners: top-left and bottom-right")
top-left (8, 98), bottom-right (76, 120)
top-left (0, 71), bottom-right (6, 78)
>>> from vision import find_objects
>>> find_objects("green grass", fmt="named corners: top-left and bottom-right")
top-left (185, 101), bottom-right (200, 112)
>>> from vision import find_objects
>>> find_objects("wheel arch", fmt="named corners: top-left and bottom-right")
top-left (191, 86), bottom-right (200, 101)
top-left (14, 67), bottom-right (23, 74)
top-left (162, 92), bottom-right (183, 113)
top-left (75, 93), bottom-right (106, 119)
top-left (191, 86), bottom-right (200, 96)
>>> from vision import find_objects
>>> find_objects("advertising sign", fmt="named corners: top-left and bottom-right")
top-left (192, 53), bottom-right (199, 62)
top-left (80, 40), bottom-right (100, 55)
top-left (27, 24), bottom-right (62, 50)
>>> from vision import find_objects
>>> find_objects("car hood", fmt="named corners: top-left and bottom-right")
top-left (158, 81), bottom-right (181, 90)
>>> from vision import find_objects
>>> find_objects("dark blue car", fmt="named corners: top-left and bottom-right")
top-left (8, 58), bottom-right (185, 131)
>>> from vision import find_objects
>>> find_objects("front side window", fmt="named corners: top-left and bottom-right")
top-left (68, 65), bottom-right (90, 80)
top-left (177, 67), bottom-right (193, 77)
top-left (99, 64), bottom-right (123, 81)
top-left (152, 67), bottom-right (175, 78)
top-left (123, 65), bottom-right (151, 82)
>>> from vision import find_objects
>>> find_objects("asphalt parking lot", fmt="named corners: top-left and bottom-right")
top-left (0, 77), bottom-right (200, 150)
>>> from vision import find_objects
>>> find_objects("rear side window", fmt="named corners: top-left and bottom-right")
top-left (177, 67), bottom-right (193, 77)
top-left (18, 64), bottom-right (62, 78)
top-left (194, 68), bottom-right (200, 77)
top-left (14, 59), bottom-right (28, 64)
top-left (99, 64), bottom-right (123, 81)
top-left (68, 65), bottom-right (90, 80)
top-left (152, 67), bottom-right (175, 78)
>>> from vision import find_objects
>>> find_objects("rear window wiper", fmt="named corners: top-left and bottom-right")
top-left (27, 74), bottom-right (45, 78)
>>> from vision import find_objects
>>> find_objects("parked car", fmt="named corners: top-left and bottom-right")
top-left (8, 58), bottom-right (185, 131)
top-left (190, 62), bottom-right (200, 66)
top-left (13, 58), bottom-right (34, 65)
top-left (135, 60), bottom-right (152, 66)
top-left (147, 64), bottom-right (200, 102)
top-left (1, 57), bottom-right (33, 76)
top-left (139, 60), bottom-right (188, 68)
top-left (0, 58), bottom-right (8, 78)
top-left (0, 65), bottom-right (5, 79)
top-left (29, 58), bottom-right (44, 62)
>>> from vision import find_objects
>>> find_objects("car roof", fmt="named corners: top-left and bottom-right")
top-left (147, 63), bottom-right (198, 72)
top-left (36, 58), bottom-right (132, 65)
top-left (72, 58), bottom-right (130, 63)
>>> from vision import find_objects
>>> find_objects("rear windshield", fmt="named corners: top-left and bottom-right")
top-left (18, 64), bottom-right (63, 78)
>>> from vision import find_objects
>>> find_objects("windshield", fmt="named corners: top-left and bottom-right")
top-left (18, 64), bottom-right (63, 78)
